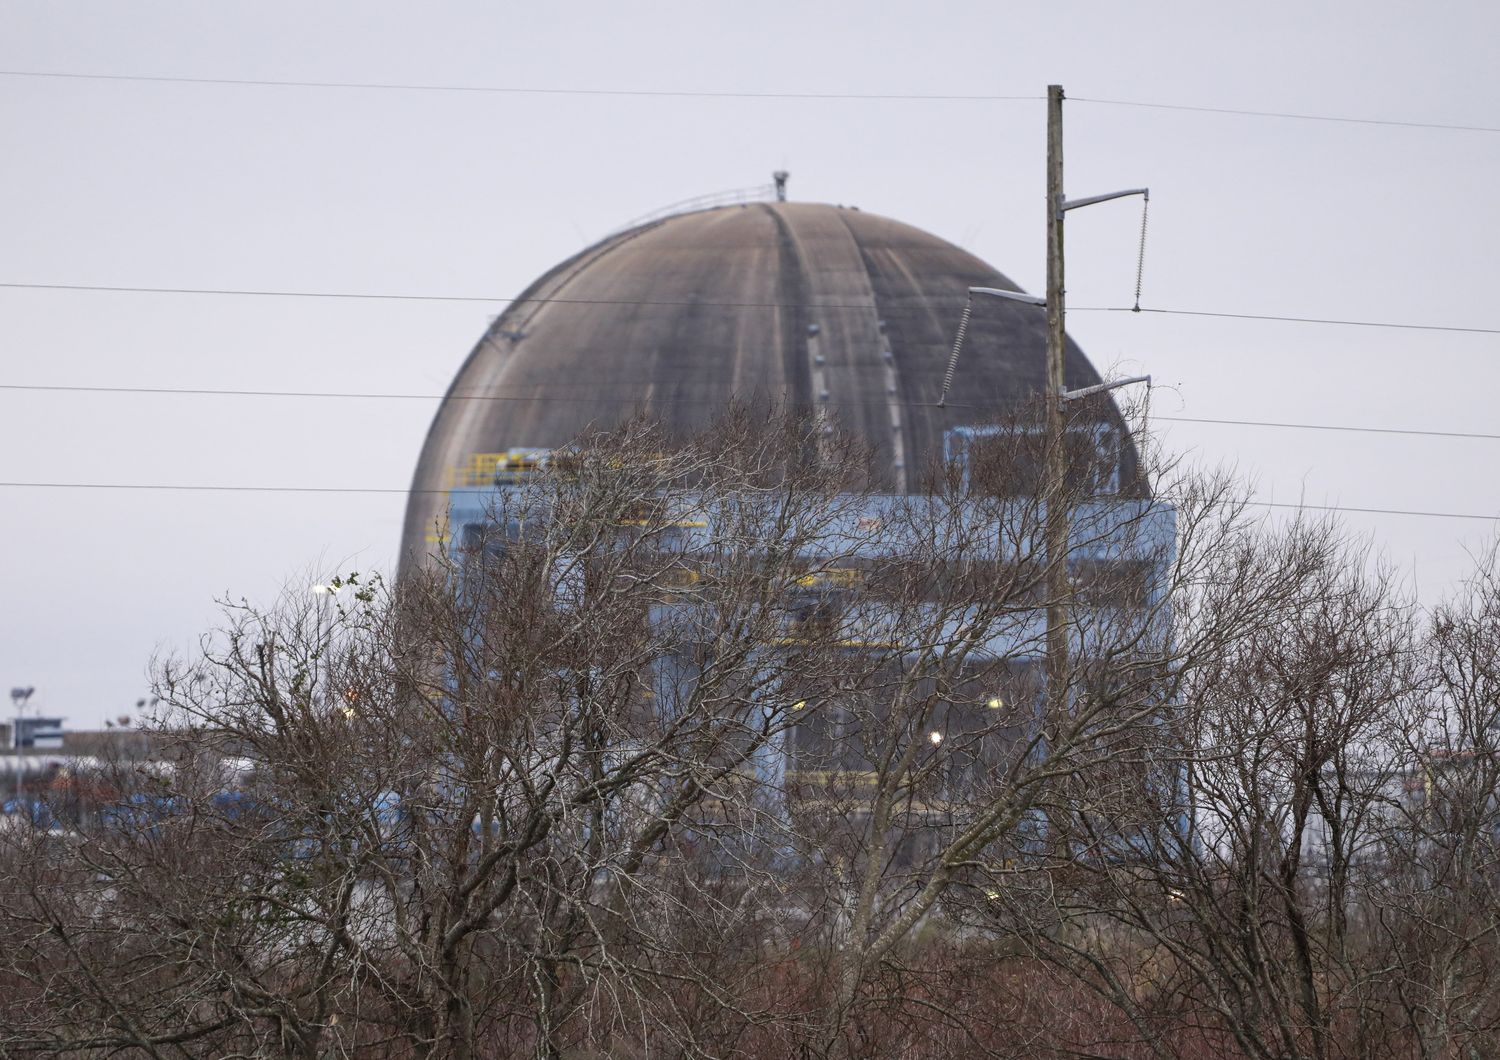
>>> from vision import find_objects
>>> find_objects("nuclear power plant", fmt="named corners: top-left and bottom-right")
top-left (393, 185), bottom-right (1172, 809)
top-left (400, 192), bottom-right (1139, 560)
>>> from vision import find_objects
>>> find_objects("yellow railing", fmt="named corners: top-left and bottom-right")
top-left (446, 450), bottom-right (546, 488)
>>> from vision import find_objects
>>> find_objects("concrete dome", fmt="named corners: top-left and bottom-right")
top-left (402, 201), bottom-right (1127, 558)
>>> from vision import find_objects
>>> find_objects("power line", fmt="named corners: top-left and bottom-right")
top-left (4, 382), bottom-right (1498, 445)
top-left (0, 281), bottom-right (921, 312)
top-left (0, 383), bottom-right (462, 402)
top-left (0, 69), bottom-right (1039, 103)
top-left (0, 480), bottom-right (419, 495)
top-left (1077, 305), bottom-right (1500, 337)
top-left (1071, 95), bottom-right (1500, 135)
top-left (0, 381), bottom-right (990, 410)
top-left (0, 479), bottom-right (1493, 523)
top-left (4, 281), bottom-right (1498, 336)
top-left (1153, 415), bottom-right (1500, 443)
top-left (4, 69), bottom-right (1493, 135)
top-left (1253, 501), bottom-right (1499, 523)
top-left (0, 280), bottom-right (506, 304)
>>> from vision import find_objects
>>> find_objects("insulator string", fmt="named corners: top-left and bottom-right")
top-left (938, 294), bottom-right (973, 407)
top-left (1133, 194), bottom-right (1150, 312)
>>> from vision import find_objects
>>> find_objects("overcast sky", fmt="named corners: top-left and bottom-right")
top-left (3, 2), bottom-right (1498, 728)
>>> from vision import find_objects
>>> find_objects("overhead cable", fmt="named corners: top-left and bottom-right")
top-left (0, 69), bottom-right (1039, 103)
top-left (1070, 95), bottom-right (1500, 135)
top-left (4, 282), bottom-right (1497, 336)
top-left (1075, 305), bottom-right (1500, 336)
top-left (0, 479), bottom-right (1493, 523)
top-left (1152, 415), bottom-right (1500, 443)
top-left (3, 70), bottom-right (1493, 134)
top-left (3, 382), bottom-right (1499, 445)
top-left (1252, 501), bottom-right (1500, 522)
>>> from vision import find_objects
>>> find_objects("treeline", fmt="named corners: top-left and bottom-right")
top-left (0, 412), bottom-right (1495, 1058)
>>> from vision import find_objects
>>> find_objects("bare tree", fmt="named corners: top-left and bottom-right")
top-left (6, 407), bottom-right (1497, 1060)
top-left (0, 412), bottom-right (899, 1058)
top-left (974, 520), bottom-right (1476, 1059)
top-left (1370, 544), bottom-right (1500, 1058)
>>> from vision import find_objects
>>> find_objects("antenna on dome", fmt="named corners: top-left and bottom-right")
top-left (773, 171), bottom-right (789, 202)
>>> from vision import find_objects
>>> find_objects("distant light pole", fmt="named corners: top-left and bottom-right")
top-left (9, 686), bottom-right (35, 806)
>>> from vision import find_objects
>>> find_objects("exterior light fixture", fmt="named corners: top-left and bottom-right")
top-left (987, 696), bottom-right (1004, 710)
top-left (792, 700), bottom-right (807, 711)
top-left (928, 730), bottom-right (943, 746)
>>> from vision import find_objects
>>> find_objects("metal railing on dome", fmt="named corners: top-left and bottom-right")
top-left (602, 184), bottom-right (779, 239)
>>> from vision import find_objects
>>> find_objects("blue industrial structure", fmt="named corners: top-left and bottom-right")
top-left (441, 429), bottom-right (1177, 807)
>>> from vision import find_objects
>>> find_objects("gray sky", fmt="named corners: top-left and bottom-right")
top-left (3, 1), bottom-right (1498, 728)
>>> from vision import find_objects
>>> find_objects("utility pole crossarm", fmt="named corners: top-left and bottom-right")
top-left (1061, 375), bottom-right (1151, 404)
top-left (1060, 188), bottom-right (1149, 217)
top-left (969, 286), bottom-right (1047, 307)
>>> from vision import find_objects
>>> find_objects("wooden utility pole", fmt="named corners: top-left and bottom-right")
top-left (941, 84), bottom-right (1148, 721)
top-left (1044, 84), bottom-right (1070, 723)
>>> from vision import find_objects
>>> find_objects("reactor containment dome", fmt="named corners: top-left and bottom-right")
top-left (401, 200), bottom-right (1132, 562)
